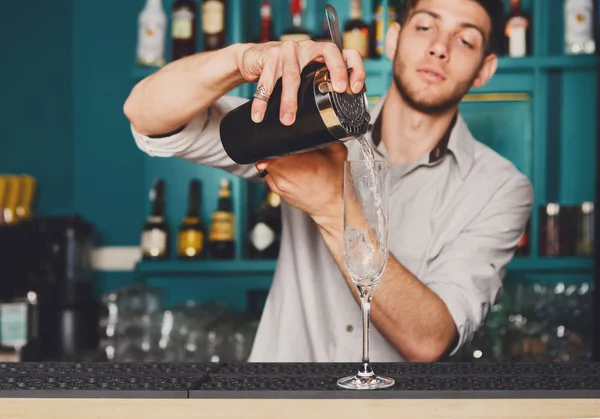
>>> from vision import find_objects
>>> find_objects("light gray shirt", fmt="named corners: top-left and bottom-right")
top-left (131, 94), bottom-right (533, 362)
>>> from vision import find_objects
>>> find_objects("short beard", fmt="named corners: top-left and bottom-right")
top-left (393, 59), bottom-right (481, 116)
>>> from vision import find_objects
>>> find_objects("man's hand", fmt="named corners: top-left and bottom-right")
top-left (256, 143), bottom-right (348, 227)
top-left (124, 40), bottom-right (365, 138)
top-left (238, 41), bottom-right (366, 125)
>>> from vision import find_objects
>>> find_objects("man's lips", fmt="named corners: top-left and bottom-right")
top-left (417, 67), bottom-right (446, 83)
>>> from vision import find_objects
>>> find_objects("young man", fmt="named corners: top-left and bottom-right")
top-left (124, 0), bottom-right (533, 362)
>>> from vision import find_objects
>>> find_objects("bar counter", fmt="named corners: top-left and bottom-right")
top-left (1, 362), bottom-right (600, 418)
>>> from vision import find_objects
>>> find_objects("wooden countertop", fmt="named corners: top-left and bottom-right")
top-left (1, 398), bottom-right (600, 419)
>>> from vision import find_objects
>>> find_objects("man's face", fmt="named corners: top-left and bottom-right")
top-left (393, 0), bottom-right (492, 114)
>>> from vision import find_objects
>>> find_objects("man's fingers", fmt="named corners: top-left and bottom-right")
top-left (343, 49), bottom-right (366, 94)
top-left (279, 41), bottom-right (302, 126)
top-left (251, 48), bottom-right (279, 123)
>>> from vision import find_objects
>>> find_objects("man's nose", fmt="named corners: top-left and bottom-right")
top-left (428, 37), bottom-right (450, 61)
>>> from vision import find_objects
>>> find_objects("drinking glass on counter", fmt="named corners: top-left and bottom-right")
top-left (337, 160), bottom-right (394, 390)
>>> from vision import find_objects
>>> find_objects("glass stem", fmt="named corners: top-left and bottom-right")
top-left (358, 284), bottom-right (374, 377)
top-left (361, 298), bottom-right (371, 365)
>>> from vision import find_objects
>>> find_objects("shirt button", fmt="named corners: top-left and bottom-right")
top-left (346, 325), bottom-right (354, 332)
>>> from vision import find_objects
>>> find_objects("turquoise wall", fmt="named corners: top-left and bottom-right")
top-left (0, 0), bottom-right (73, 215)
top-left (72, 0), bottom-right (146, 246)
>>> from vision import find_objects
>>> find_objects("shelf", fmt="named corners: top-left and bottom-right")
top-left (134, 257), bottom-right (592, 278)
top-left (508, 257), bottom-right (593, 272)
top-left (135, 259), bottom-right (277, 276)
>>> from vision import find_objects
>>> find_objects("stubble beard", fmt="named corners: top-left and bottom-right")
top-left (393, 57), bottom-right (481, 116)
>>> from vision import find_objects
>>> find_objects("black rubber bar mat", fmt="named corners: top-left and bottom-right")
top-left (1, 362), bottom-right (599, 399)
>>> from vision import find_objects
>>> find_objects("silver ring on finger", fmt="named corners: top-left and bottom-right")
top-left (253, 83), bottom-right (271, 103)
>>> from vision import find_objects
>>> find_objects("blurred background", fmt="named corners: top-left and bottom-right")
top-left (0, 0), bottom-right (598, 364)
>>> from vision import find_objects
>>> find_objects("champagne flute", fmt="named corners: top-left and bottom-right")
top-left (337, 160), bottom-right (394, 390)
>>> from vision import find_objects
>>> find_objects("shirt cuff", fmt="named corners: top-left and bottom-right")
top-left (130, 111), bottom-right (209, 158)
top-left (426, 281), bottom-right (476, 357)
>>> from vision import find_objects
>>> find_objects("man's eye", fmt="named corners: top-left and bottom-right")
top-left (416, 26), bottom-right (430, 31)
top-left (460, 38), bottom-right (473, 48)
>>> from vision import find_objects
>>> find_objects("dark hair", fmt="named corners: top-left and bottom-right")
top-left (397, 0), bottom-right (506, 55)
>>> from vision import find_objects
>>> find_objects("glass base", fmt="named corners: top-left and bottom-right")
top-left (336, 373), bottom-right (395, 390)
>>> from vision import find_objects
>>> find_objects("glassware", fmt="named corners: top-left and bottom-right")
top-left (337, 160), bottom-right (394, 390)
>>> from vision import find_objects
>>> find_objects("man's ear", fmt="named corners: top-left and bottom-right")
top-left (472, 54), bottom-right (498, 89)
top-left (385, 22), bottom-right (401, 60)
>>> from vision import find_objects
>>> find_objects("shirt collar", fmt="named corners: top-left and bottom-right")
top-left (367, 95), bottom-right (475, 179)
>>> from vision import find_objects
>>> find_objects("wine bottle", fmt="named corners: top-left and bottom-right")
top-left (209, 178), bottom-right (235, 259)
top-left (256, 1), bottom-right (275, 43)
top-left (202, 0), bottom-right (227, 51)
top-left (177, 179), bottom-right (206, 259)
top-left (280, 0), bottom-right (311, 42)
top-left (16, 175), bottom-right (36, 221)
top-left (141, 179), bottom-right (169, 260)
top-left (343, 0), bottom-right (370, 58)
top-left (373, 0), bottom-right (397, 58)
top-left (504, 0), bottom-right (530, 57)
top-left (248, 188), bottom-right (282, 259)
top-left (565, 0), bottom-right (596, 55)
top-left (136, 0), bottom-right (167, 67)
top-left (3, 176), bottom-right (20, 225)
top-left (171, 0), bottom-right (197, 61)
top-left (0, 176), bottom-right (8, 224)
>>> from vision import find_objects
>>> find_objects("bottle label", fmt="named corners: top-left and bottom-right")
top-left (141, 229), bottom-right (167, 256)
top-left (343, 30), bottom-right (369, 58)
top-left (172, 8), bottom-right (194, 39)
top-left (210, 211), bottom-right (234, 241)
top-left (136, 17), bottom-right (166, 66)
top-left (251, 222), bottom-right (275, 251)
top-left (203, 1), bottom-right (224, 35)
top-left (178, 230), bottom-right (204, 256)
top-left (375, 6), bottom-right (396, 55)
top-left (280, 33), bottom-right (311, 42)
top-left (565, 1), bottom-right (593, 45)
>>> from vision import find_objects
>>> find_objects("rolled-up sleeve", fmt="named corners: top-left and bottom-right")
top-left (130, 95), bottom-right (259, 179)
top-left (423, 175), bottom-right (533, 356)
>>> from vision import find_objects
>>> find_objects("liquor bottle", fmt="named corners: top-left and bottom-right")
top-left (565, 0), bottom-right (596, 55)
top-left (248, 188), bottom-right (282, 259)
top-left (0, 176), bottom-right (7, 224)
top-left (177, 179), bottom-right (206, 259)
top-left (256, 1), bottom-right (275, 43)
top-left (515, 220), bottom-right (530, 256)
top-left (136, 0), bottom-right (167, 67)
top-left (3, 176), bottom-right (20, 224)
top-left (343, 0), bottom-right (370, 58)
top-left (373, 0), bottom-right (397, 58)
top-left (202, 0), bottom-right (227, 51)
top-left (504, 0), bottom-right (530, 57)
top-left (280, 0), bottom-right (311, 42)
top-left (141, 179), bottom-right (169, 260)
top-left (15, 175), bottom-right (36, 221)
top-left (209, 178), bottom-right (235, 259)
top-left (171, 0), bottom-right (197, 61)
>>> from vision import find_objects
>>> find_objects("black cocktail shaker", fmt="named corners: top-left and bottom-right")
top-left (219, 5), bottom-right (371, 165)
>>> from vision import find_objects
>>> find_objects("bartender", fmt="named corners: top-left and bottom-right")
top-left (124, 0), bottom-right (532, 363)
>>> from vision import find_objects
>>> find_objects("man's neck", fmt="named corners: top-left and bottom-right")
top-left (380, 85), bottom-right (458, 165)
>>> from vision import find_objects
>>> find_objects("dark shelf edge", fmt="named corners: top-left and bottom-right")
top-left (135, 259), bottom-right (277, 276)
top-left (508, 257), bottom-right (594, 272)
